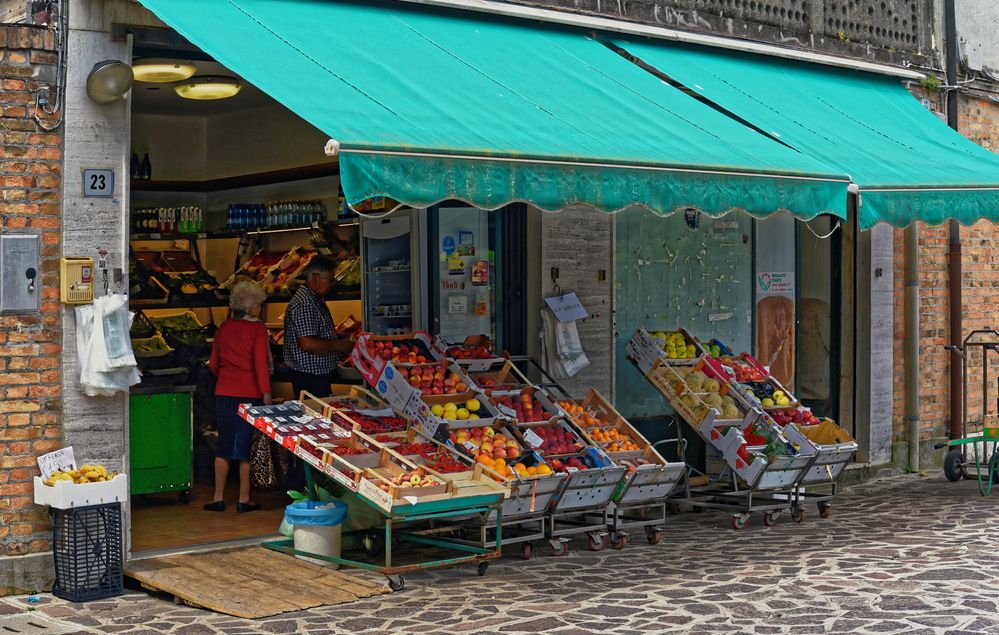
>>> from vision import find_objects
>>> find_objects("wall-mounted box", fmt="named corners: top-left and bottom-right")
top-left (60, 256), bottom-right (95, 304)
top-left (0, 234), bottom-right (40, 315)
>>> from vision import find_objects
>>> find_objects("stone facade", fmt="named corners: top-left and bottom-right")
top-left (0, 23), bottom-right (62, 585)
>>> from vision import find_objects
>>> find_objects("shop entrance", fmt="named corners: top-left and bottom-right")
top-left (126, 50), bottom-right (365, 553)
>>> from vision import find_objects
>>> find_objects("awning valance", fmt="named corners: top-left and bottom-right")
top-left (138, 0), bottom-right (848, 220)
top-left (611, 37), bottom-right (999, 229)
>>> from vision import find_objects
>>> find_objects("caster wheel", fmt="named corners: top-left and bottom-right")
top-left (477, 561), bottom-right (489, 577)
top-left (610, 532), bottom-right (628, 550)
top-left (990, 452), bottom-right (999, 484)
top-left (388, 576), bottom-right (405, 592)
top-left (818, 503), bottom-right (831, 519)
top-left (669, 503), bottom-right (680, 515)
top-left (522, 542), bottom-right (533, 560)
top-left (791, 507), bottom-right (805, 523)
top-left (732, 513), bottom-right (750, 530)
top-left (763, 510), bottom-right (780, 527)
top-left (363, 534), bottom-right (380, 557)
top-left (645, 529), bottom-right (663, 545)
top-left (178, 491), bottom-right (191, 505)
top-left (588, 534), bottom-right (606, 552)
top-left (550, 540), bottom-right (569, 557)
top-left (943, 449), bottom-right (965, 482)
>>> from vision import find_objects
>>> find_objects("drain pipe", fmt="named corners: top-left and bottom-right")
top-left (945, 0), bottom-right (963, 440)
top-left (905, 222), bottom-right (920, 472)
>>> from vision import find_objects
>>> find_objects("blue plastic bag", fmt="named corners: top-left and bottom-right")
top-left (283, 500), bottom-right (347, 529)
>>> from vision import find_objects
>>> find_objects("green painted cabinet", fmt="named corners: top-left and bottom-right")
top-left (129, 390), bottom-right (193, 499)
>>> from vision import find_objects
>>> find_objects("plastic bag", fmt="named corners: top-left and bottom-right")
top-left (75, 298), bottom-right (141, 397)
top-left (283, 500), bottom-right (347, 528)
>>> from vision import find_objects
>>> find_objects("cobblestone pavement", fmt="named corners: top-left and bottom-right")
top-left (4, 474), bottom-right (999, 634)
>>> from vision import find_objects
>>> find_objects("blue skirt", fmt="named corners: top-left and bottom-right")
top-left (215, 395), bottom-right (261, 461)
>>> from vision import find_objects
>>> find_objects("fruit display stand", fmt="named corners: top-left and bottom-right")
top-left (242, 399), bottom-right (502, 588)
top-left (559, 390), bottom-right (686, 547)
top-left (628, 330), bottom-right (815, 529)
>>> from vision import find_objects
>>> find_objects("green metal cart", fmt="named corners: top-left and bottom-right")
top-left (939, 329), bottom-right (999, 495)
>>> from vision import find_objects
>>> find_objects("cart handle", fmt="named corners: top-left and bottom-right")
top-left (944, 344), bottom-right (966, 360)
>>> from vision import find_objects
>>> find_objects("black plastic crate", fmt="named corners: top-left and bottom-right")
top-left (50, 503), bottom-right (124, 602)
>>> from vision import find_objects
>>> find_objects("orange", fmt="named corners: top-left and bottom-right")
top-left (494, 458), bottom-right (507, 469)
top-left (526, 466), bottom-right (538, 475)
top-left (477, 454), bottom-right (495, 466)
top-left (536, 464), bottom-right (553, 476)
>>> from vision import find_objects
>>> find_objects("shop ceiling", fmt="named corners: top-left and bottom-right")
top-left (116, 24), bottom-right (273, 116)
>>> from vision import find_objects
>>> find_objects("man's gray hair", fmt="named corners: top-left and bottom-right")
top-left (306, 255), bottom-right (336, 277)
top-left (230, 281), bottom-right (266, 318)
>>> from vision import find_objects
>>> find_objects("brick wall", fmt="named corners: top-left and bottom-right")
top-left (892, 91), bottom-right (999, 441)
top-left (0, 24), bottom-right (62, 561)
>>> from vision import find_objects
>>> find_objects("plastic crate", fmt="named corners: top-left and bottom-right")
top-left (50, 503), bottom-right (124, 602)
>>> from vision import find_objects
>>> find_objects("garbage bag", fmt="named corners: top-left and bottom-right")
top-left (284, 500), bottom-right (347, 528)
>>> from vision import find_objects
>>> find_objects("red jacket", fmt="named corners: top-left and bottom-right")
top-left (208, 319), bottom-right (271, 398)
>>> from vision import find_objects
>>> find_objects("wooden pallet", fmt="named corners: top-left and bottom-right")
top-left (125, 545), bottom-right (389, 618)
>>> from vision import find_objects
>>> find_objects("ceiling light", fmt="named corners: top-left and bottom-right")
top-left (174, 76), bottom-right (241, 100)
top-left (85, 60), bottom-right (134, 104)
top-left (133, 58), bottom-right (197, 83)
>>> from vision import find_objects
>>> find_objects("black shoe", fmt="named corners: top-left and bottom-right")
top-left (236, 502), bottom-right (260, 513)
top-left (203, 501), bottom-right (225, 512)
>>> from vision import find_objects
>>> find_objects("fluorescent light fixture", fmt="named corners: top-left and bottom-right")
top-left (133, 58), bottom-right (197, 83)
top-left (174, 76), bottom-right (241, 100)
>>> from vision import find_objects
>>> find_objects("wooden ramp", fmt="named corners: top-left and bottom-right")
top-left (125, 546), bottom-right (390, 618)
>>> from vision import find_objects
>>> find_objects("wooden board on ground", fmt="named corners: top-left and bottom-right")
top-left (125, 545), bottom-right (389, 619)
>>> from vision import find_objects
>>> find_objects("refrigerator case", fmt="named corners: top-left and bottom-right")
top-left (360, 212), bottom-right (423, 334)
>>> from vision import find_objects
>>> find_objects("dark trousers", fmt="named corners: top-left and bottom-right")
top-left (290, 370), bottom-right (333, 401)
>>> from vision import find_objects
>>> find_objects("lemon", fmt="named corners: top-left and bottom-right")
top-left (466, 399), bottom-right (481, 412)
top-left (469, 413), bottom-right (480, 420)
top-left (456, 408), bottom-right (470, 420)
top-left (431, 404), bottom-right (445, 417)
top-left (762, 397), bottom-right (775, 407)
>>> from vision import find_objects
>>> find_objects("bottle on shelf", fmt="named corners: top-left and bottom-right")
top-left (130, 150), bottom-right (140, 180)
top-left (139, 151), bottom-right (152, 181)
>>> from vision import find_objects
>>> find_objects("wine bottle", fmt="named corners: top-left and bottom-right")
top-left (139, 152), bottom-right (152, 180)
top-left (130, 151), bottom-right (140, 179)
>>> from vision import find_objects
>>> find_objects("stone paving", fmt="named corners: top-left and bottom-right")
top-left (4, 474), bottom-right (999, 634)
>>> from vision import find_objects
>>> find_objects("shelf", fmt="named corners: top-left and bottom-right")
top-left (371, 314), bottom-right (413, 319)
top-left (130, 288), bottom-right (361, 309)
top-left (130, 231), bottom-right (242, 241)
top-left (130, 163), bottom-right (339, 193)
top-left (366, 268), bottom-right (411, 274)
top-left (130, 219), bottom-right (358, 242)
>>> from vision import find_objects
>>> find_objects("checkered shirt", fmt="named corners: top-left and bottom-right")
top-left (283, 285), bottom-right (338, 375)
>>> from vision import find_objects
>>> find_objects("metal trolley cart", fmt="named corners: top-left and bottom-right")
top-left (938, 329), bottom-right (999, 495)
top-left (240, 399), bottom-right (503, 591)
top-left (628, 329), bottom-right (814, 529)
top-left (543, 458), bottom-right (628, 553)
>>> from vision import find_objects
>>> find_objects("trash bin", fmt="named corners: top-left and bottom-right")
top-left (284, 500), bottom-right (348, 568)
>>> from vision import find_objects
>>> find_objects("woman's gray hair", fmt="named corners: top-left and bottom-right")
top-left (230, 281), bottom-right (266, 318)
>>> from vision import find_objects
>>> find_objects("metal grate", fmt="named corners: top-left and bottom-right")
top-left (663, 0), bottom-right (812, 31)
top-left (823, 0), bottom-right (925, 49)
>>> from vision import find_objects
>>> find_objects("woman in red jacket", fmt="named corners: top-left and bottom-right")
top-left (204, 281), bottom-right (271, 513)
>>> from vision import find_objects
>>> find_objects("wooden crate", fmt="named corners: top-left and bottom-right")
top-left (465, 359), bottom-right (534, 393)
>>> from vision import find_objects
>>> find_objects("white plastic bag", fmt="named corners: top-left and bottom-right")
top-left (75, 297), bottom-right (141, 397)
top-left (540, 310), bottom-right (589, 379)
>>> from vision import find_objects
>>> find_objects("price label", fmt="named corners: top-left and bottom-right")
top-left (496, 403), bottom-right (517, 418)
top-left (523, 428), bottom-right (544, 449)
top-left (463, 441), bottom-right (480, 454)
top-left (566, 466), bottom-right (579, 474)
top-left (37, 447), bottom-right (76, 479)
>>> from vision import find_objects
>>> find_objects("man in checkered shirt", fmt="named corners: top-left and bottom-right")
top-left (283, 256), bottom-right (355, 399)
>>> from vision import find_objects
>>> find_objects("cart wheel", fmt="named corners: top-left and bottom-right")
top-left (477, 561), bottom-right (489, 577)
top-left (818, 503), bottom-right (831, 519)
top-left (791, 507), bottom-right (805, 523)
top-left (732, 514), bottom-right (750, 530)
top-left (588, 533), bottom-right (606, 552)
top-left (550, 540), bottom-right (569, 557)
top-left (669, 502), bottom-right (681, 515)
top-left (610, 532), bottom-right (628, 550)
top-left (363, 533), bottom-right (380, 557)
top-left (387, 576), bottom-right (405, 592)
top-left (178, 491), bottom-right (191, 505)
top-left (522, 542), bottom-right (533, 560)
top-left (645, 527), bottom-right (663, 545)
top-left (763, 510), bottom-right (780, 527)
top-left (944, 449), bottom-right (965, 482)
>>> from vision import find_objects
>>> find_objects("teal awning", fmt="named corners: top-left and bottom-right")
top-left (138, 0), bottom-right (848, 220)
top-left (611, 37), bottom-right (999, 229)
